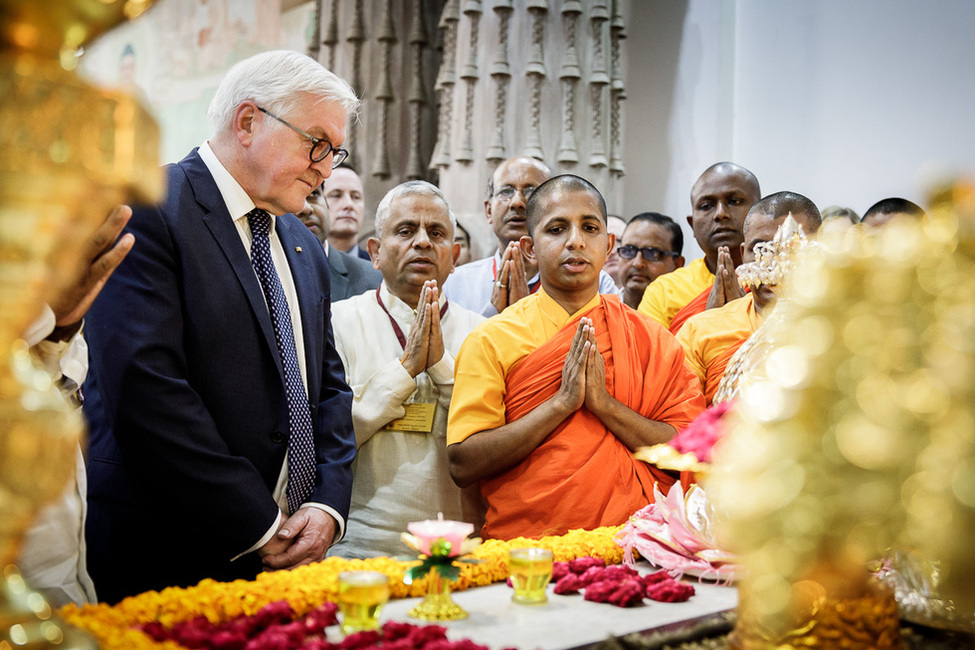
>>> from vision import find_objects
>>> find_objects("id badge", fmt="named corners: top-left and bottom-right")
top-left (384, 402), bottom-right (436, 433)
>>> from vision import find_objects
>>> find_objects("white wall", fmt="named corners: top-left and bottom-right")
top-left (622, 0), bottom-right (975, 261)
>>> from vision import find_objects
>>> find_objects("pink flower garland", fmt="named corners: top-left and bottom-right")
top-left (549, 558), bottom-right (695, 608)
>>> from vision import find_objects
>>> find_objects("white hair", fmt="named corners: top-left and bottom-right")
top-left (374, 181), bottom-right (456, 238)
top-left (207, 50), bottom-right (359, 132)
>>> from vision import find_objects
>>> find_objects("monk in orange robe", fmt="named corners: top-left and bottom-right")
top-left (447, 175), bottom-right (705, 540)
top-left (677, 192), bottom-right (823, 405)
top-left (639, 162), bottom-right (761, 329)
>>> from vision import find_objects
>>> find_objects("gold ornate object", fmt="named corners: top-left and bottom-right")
top-left (714, 216), bottom-right (820, 405)
top-left (708, 189), bottom-right (975, 646)
top-left (633, 443), bottom-right (708, 474)
top-left (734, 214), bottom-right (809, 290)
top-left (407, 566), bottom-right (467, 621)
top-left (1, 0), bottom-right (161, 646)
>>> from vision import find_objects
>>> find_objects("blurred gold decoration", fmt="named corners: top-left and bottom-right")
top-left (708, 182), bottom-right (975, 647)
top-left (714, 216), bottom-right (822, 406)
top-left (734, 214), bottom-right (809, 290)
top-left (1, 0), bottom-right (162, 646)
top-left (633, 444), bottom-right (708, 474)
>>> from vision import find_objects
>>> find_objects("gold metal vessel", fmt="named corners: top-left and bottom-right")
top-left (1, 0), bottom-right (162, 646)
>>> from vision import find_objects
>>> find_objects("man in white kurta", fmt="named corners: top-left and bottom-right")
top-left (329, 181), bottom-right (484, 559)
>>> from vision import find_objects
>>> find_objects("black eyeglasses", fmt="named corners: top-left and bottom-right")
top-left (495, 185), bottom-right (536, 201)
top-left (617, 245), bottom-right (679, 262)
top-left (257, 106), bottom-right (349, 167)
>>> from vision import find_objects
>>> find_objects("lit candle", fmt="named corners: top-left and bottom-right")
top-left (403, 513), bottom-right (476, 557)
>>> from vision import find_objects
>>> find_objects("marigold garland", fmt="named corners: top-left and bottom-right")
top-left (60, 525), bottom-right (624, 649)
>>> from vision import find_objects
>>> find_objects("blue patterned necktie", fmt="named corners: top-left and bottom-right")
top-left (247, 208), bottom-right (315, 514)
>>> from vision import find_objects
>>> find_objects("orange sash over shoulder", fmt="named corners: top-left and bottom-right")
top-left (703, 338), bottom-right (746, 405)
top-left (479, 296), bottom-right (704, 540)
top-left (669, 288), bottom-right (710, 335)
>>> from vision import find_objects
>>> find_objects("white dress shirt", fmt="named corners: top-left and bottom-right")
top-left (19, 306), bottom-right (97, 606)
top-left (198, 142), bottom-right (345, 556)
top-left (328, 283), bottom-right (485, 559)
top-left (443, 251), bottom-right (621, 318)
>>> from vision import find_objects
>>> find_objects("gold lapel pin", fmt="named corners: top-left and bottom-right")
top-left (295, 246), bottom-right (303, 253)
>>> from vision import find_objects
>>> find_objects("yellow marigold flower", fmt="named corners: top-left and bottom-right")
top-left (61, 525), bottom-right (625, 648)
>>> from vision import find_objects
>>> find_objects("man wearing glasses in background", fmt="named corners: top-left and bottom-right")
top-left (444, 156), bottom-right (619, 317)
top-left (617, 213), bottom-right (685, 310)
top-left (83, 51), bottom-right (358, 603)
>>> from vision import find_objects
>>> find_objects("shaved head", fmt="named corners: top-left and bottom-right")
top-left (526, 174), bottom-right (607, 235)
top-left (743, 191), bottom-right (822, 236)
top-left (862, 197), bottom-right (926, 228)
top-left (688, 162), bottom-right (761, 268)
top-left (691, 162), bottom-right (761, 205)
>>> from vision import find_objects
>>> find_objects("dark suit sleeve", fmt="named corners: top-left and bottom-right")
top-left (86, 201), bottom-right (281, 559)
top-left (309, 297), bottom-right (356, 526)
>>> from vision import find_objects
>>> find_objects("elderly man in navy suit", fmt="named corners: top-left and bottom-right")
top-left (83, 50), bottom-right (359, 603)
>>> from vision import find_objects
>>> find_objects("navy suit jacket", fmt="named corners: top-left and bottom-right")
top-left (84, 149), bottom-right (356, 603)
top-left (328, 247), bottom-right (381, 301)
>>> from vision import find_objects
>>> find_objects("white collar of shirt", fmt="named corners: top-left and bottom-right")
top-left (379, 282), bottom-right (447, 325)
top-left (198, 141), bottom-right (276, 236)
top-left (323, 240), bottom-right (331, 258)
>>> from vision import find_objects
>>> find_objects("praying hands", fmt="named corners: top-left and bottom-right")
top-left (490, 241), bottom-right (530, 314)
top-left (400, 280), bottom-right (446, 377)
top-left (705, 245), bottom-right (746, 309)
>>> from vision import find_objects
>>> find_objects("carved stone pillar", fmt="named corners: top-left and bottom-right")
top-left (313, 0), bottom-right (444, 234)
top-left (455, 1), bottom-right (482, 163)
top-left (434, 0), bottom-right (631, 242)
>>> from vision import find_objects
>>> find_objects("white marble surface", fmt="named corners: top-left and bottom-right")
top-left (377, 568), bottom-right (738, 650)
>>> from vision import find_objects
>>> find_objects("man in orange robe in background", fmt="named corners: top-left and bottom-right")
top-left (447, 175), bottom-right (704, 540)
top-left (677, 192), bottom-right (823, 405)
top-left (638, 163), bottom-right (761, 332)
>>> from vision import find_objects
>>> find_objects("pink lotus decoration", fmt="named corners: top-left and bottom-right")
top-left (402, 518), bottom-right (478, 558)
top-left (615, 483), bottom-right (740, 584)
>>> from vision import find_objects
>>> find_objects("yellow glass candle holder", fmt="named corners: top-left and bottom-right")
top-left (509, 548), bottom-right (554, 605)
top-left (337, 570), bottom-right (391, 635)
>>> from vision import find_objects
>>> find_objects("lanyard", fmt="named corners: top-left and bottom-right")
top-left (375, 288), bottom-right (449, 350)
top-left (492, 256), bottom-right (542, 294)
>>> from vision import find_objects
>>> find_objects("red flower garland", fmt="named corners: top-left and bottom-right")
top-left (139, 600), bottom-right (500, 650)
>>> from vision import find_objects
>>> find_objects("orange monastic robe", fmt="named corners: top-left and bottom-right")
top-left (448, 290), bottom-right (705, 541)
top-left (636, 258), bottom-right (713, 329)
top-left (675, 295), bottom-right (763, 405)
top-left (668, 287), bottom-right (710, 335)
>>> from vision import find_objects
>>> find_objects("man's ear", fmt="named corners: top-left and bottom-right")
top-left (686, 215), bottom-right (694, 230)
top-left (739, 242), bottom-right (746, 261)
top-left (233, 101), bottom-right (258, 146)
top-left (606, 232), bottom-right (616, 255)
top-left (484, 198), bottom-right (493, 225)
top-left (366, 237), bottom-right (381, 269)
top-left (674, 255), bottom-right (686, 269)
top-left (451, 241), bottom-right (461, 267)
top-left (519, 235), bottom-right (536, 265)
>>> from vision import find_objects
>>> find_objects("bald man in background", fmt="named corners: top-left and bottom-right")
top-left (638, 163), bottom-right (760, 333)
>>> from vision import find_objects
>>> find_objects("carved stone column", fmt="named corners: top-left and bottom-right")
top-left (523, 0), bottom-right (548, 160)
top-left (455, 0), bottom-right (482, 163)
top-left (371, 0), bottom-right (396, 179)
top-left (587, 0), bottom-right (609, 169)
top-left (434, 0), bottom-right (631, 233)
top-left (557, 1), bottom-right (582, 164)
top-left (313, 0), bottom-right (444, 233)
top-left (486, 0), bottom-right (513, 163)
top-left (431, 0), bottom-right (460, 170)
top-left (407, 1), bottom-right (430, 178)
top-left (608, 0), bottom-right (626, 175)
